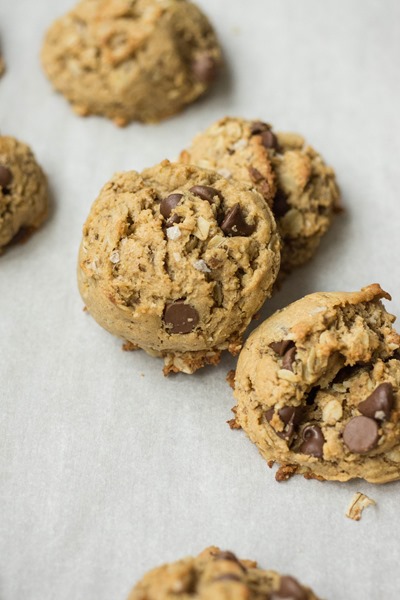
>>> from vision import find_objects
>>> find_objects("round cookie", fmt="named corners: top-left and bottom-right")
top-left (0, 136), bottom-right (48, 252)
top-left (233, 284), bottom-right (400, 483)
top-left (78, 161), bottom-right (280, 374)
top-left (181, 117), bottom-right (340, 273)
top-left (128, 546), bottom-right (321, 600)
top-left (41, 0), bottom-right (221, 126)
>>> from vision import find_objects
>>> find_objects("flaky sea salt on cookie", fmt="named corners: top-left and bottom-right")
top-left (233, 284), bottom-right (400, 483)
top-left (41, 0), bottom-right (221, 125)
top-left (78, 161), bottom-right (280, 374)
top-left (128, 546), bottom-right (321, 600)
top-left (182, 117), bottom-right (340, 273)
top-left (0, 136), bottom-right (49, 252)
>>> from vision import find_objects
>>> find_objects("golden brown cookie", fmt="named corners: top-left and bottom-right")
top-left (78, 161), bottom-right (280, 374)
top-left (181, 117), bottom-right (340, 273)
top-left (41, 0), bottom-right (222, 126)
top-left (128, 546), bottom-right (321, 600)
top-left (233, 284), bottom-right (400, 483)
top-left (0, 136), bottom-right (49, 252)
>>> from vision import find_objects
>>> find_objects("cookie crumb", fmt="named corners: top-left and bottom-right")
top-left (122, 341), bottom-right (139, 352)
top-left (227, 418), bottom-right (241, 430)
top-left (0, 56), bottom-right (5, 77)
top-left (226, 369), bottom-right (235, 389)
top-left (346, 492), bottom-right (376, 521)
top-left (275, 464), bottom-right (298, 482)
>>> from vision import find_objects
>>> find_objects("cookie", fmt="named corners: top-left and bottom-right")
top-left (0, 56), bottom-right (5, 78)
top-left (78, 160), bottom-right (280, 374)
top-left (181, 117), bottom-right (340, 273)
top-left (128, 546), bottom-right (321, 600)
top-left (0, 136), bottom-right (49, 252)
top-left (41, 0), bottom-right (221, 126)
top-left (233, 284), bottom-right (400, 483)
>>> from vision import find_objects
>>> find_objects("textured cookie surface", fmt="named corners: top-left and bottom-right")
top-left (234, 284), bottom-right (400, 483)
top-left (128, 546), bottom-right (321, 600)
top-left (182, 117), bottom-right (340, 272)
top-left (41, 0), bottom-right (221, 125)
top-left (78, 161), bottom-right (280, 374)
top-left (0, 136), bottom-right (48, 251)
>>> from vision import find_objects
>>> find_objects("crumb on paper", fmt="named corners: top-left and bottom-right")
top-left (346, 492), bottom-right (376, 521)
top-left (227, 417), bottom-right (241, 430)
top-left (226, 369), bottom-right (235, 389)
top-left (122, 341), bottom-right (139, 352)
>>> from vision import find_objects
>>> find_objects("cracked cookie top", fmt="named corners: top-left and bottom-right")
top-left (128, 546), bottom-right (321, 600)
top-left (78, 161), bottom-right (280, 373)
top-left (234, 284), bottom-right (400, 483)
top-left (41, 0), bottom-right (222, 125)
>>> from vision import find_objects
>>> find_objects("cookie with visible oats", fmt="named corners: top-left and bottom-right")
top-left (0, 136), bottom-right (49, 252)
top-left (233, 284), bottom-right (400, 483)
top-left (41, 0), bottom-right (221, 126)
top-left (181, 117), bottom-right (340, 273)
top-left (128, 546), bottom-right (321, 600)
top-left (78, 161), bottom-right (280, 374)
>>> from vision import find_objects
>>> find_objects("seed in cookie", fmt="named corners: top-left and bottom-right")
top-left (221, 203), bottom-right (255, 236)
top-left (0, 164), bottom-right (12, 188)
top-left (358, 382), bottom-right (394, 420)
top-left (299, 425), bottom-right (325, 458)
top-left (164, 300), bottom-right (199, 334)
top-left (342, 416), bottom-right (379, 454)
top-left (189, 185), bottom-right (221, 203)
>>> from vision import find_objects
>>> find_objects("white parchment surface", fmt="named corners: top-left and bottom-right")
top-left (1, 1), bottom-right (400, 598)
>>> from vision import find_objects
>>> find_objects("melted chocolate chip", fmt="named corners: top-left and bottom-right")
top-left (282, 346), bottom-right (297, 371)
top-left (358, 382), bottom-right (394, 421)
top-left (160, 194), bottom-right (183, 220)
top-left (189, 185), bottom-right (222, 203)
top-left (192, 53), bottom-right (218, 83)
top-left (221, 203), bottom-right (255, 236)
top-left (250, 121), bottom-right (270, 135)
top-left (269, 340), bottom-right (294, 357)
top-left (163, 300), bottom-right (199, 334)
top-left (213, 574), bottom-right (242, 583)
top-left (265, 406), bottom-right (304, 441)
top-left (274, 576), bottom-right (307, 600)
top-left (0, 165), bottom-right (13, 188)
top-left (299, 425), bottom-right (325, 458)
top-left (273, 189), bottom-right (290, 218)
top-left (342, 416), bottom-right (379, 454)
top-left (260, 129), bottom-right (279, 150)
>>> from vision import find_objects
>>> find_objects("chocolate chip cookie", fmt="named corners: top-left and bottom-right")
top-left (41, 0), bottom-right (221, 126)
top-left (128, 546), bottom-right (321, 600)
top-left (0, 136), bottom-right (49, 252)
top-left (233, 284), bottom-right (400, 483)
top-left (78, 161), bottom-right (280, 374)
top-left (181, 117), bottom-right (340, 273)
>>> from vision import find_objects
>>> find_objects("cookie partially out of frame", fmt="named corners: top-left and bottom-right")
top-left (234, 284), bottom-right (400, 483)
top-left (41, 0), bottom-right (221, 126)
top-left (181, 117), bottom-right (340, 273)
top-left (128, 546), bottom-right (321, 600)
top-left (0, 136), bottom-right (48, 252)
top-left (78, 161), bottom-right (280, 374)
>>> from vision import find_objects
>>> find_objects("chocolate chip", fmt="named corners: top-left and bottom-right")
top-left (269, 340), bottom-right (294, 357)
top-left (192, 53), bottom-right (218, 83)
top-left (221, 204), bottom-right (255, 237)
top-left (305, 387), bottom-right (319, 406)
top-left (189, 185), bottom-right (222, 203)
top-left (342, 416), bottom-right (379, 454)
top-left (248, 167), bottom-right (264, 183)
top-left (358, 383), bottom-right (394, 421)
top-left (160, 194), bottom-right (183, 220)
top-left (163, 300), bottom-right (199, 334)
top-left (266, 406), bottom-right (304, 440)
top-left (260, 129), bottom-right (279, 150)
top-left (213, 574), bottom-right (242, 583)
top-left (0, 165), bottom-right (13, 188)
top-left (282, 346), bottom-right (297, 372)
top-left (273, 189), bottom-right (290, 218)
top-left (250, 121), bottom-right (270, 135)
top-left (274, 576), bottom-right (307, 600)
top-left (299, 425), bottom-right (325, 458)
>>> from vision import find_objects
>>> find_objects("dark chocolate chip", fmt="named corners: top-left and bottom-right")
top-left (213, 574), bottom-right (242, 583)
top-left (189, 185), bottom-right (222, 203)
top-left (274, 576), bottom-right (307, 600)
top-left (265, 406), bottom-right (304, 440)
top-left (221, 203), bottom-right (255, 237)
top-left (160, 194), bottom-right (183, 219)
top-left (248, 167), bottom-right (264, 183)
top-left (0, 165), bottom-right (13, 188)
top-left (250, 121), bottom-right (270, 135)
top-left (282, 346), bottom-right (297, 372)
top-left (273, 189), bottom-right (290, 218)
top-left (305, 387), bottom-right (319, 406)
top-left (269, 340), bottom-right (295, 357)
top-left (192, 53), bottom-right (218, 83)
top-left (342, 416), bottom-right (379, 454)
top-left (299, 425), bottom-right (325, 458)
top-left (163, 300), bottom-right (199, 334)
top-left (260, 129), bottom-right (279, 150)
top-left (358, 382), bottom-right (394, 421)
